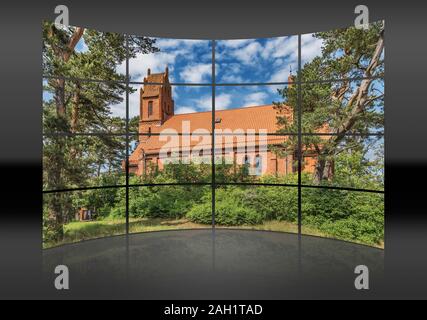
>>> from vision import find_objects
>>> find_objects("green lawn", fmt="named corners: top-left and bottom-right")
top-left (43, 217), bottom-right (206, 248)
top-left (44, 217), bottom-right (383, 249)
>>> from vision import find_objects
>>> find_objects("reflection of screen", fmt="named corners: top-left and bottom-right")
top-left (42, 21), bottom-right (384, 249)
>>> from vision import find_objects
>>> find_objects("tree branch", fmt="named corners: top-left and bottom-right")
top-left (334, 28), bottom-right (384, 141)
top-left (63, 27), bottom-right (84, 62)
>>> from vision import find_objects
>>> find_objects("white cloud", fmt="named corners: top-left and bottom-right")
top-left (218, 63), bottom-right (244, 83)
top-left (242, 92), bottom-right (269, 107)
top-left (118, 51), bottom-right (177, 83)
top-left (155, 38), bottom-right (182, 49)
top-left (231, 41), bottom-right (263, 65)
top-left (269, 65), bottom-right (292, 83)
top-left (175, 106), bottom-right (197, 114)
top-left (220, 74), bottom-right (244, 83)
top-left (156, 38), bottom-right (206, 49)
top-left (118, 38), bottom-right (211, 83)
top-left (218, 36), bottom-right (299, 78)
top-left (261, 36), bottom-right (298, 60)
top-left (191, 93), bottom-right (231, 111)
top-left (129, 85), bottom-right (142, 118)
top-left (273, 58), bottom-right (284, 67)
top-left (179, 63), bottom-right (212, 83)
top-left (219, 39), bottom-right (255, 49)
top-left (110, 104), bottom-right (125, 118)
top-left (193, 95), bottom-right (212, 111)
top-left (110, 84), bottom-right (141, 118)
top-left (301, 33), bottom-right (324, 65)
top-left (215, 93), bottom-right (232, 110)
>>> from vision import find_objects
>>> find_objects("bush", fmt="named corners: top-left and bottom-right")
top-left (48, 161), bottom-right (383, 247)
top-left (186, 181), bottom-right (384, 246)
top-left (187, 187), bottom-right (263, 225)
top-left (302, 189), bottom-right (384, 245)
top-left (243, 186), bottom-right (298, 222)
top-left (110, 175), bottom-right (208, 219)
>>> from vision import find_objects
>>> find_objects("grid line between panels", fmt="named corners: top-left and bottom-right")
top-left (42, 184), bottom-right (384, 195)
top-left (43, 74), bottom-right (383, 87)
top-left (125, 34), bottom-right (130, 235)
top-left (211, 39), bottom-right (216, 229)
top-left (297, 34), bottom-right (302, 236)
top-left (42, 132), bottom-right (385, 137)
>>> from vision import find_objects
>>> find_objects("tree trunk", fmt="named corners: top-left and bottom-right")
top-left (313, 28), bottom-right (384, 184)
top-left (47, 155), bottom-right (64, 241)
top-left (314, 157), bottom-right (333, 184)
top-left (71, 82), bottom-right (81, 133)
top-left (46, 26), bottom-right (84, 242)
top-left (54, 78), bottom-right (66, 117)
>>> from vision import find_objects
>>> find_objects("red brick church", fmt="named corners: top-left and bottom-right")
top-left (129, 67), bottom-right (319, 176)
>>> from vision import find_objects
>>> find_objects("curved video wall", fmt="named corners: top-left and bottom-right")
top-left (42, 21), bottom-right (384, 249)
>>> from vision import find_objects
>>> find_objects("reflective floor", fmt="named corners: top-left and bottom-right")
top-left (42, 229), bottom-right (384, 299)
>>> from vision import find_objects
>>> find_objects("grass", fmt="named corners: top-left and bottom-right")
top-left (44, 217), bottom-right (384, 249)
top-left (44, 217), bottom-right (207, 248)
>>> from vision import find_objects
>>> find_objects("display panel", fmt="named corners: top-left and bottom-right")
top-left (42, 20), bottom-right (385, 249)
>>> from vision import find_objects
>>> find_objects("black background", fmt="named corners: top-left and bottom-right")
top-left (0, 0), bottom-right (426, 300)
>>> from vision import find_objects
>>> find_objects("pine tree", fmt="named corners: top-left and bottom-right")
top-left (43, 21), bottom-right (159, 242)
top-left (275, 21), bottom-right (384, 183)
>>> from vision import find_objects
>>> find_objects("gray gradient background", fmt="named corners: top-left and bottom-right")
top-left (0, 0), bottom-right (426, 299)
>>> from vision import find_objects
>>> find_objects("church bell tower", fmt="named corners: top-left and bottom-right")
top-left (139, 67), bottom-right (174, 142)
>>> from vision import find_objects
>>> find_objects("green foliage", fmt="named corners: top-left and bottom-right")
top-left (302, 189), bottom-right (384, 244)
top-left (43, 164), bottom-right (384, 247)
top-left (109, 175), bottom-right (209, 219)
top-left (42, 21), bottom-right (159, 242)
top-left (42, 21), bottom-right (385, 248)
top-left (187, 188), bottom-right (264, 226)
top-left (186, 183), bottom-right (383, 246)
top-left (274, 21), bottom-right (384, 183)
top-left (187, 175), bottom-right (299, 227)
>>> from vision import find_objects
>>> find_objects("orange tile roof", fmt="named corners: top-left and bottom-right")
top-left (129, 104), bottom-right (292, 163)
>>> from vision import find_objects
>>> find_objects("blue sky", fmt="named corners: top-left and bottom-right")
top-left (122, 34), bottom-right (323, 117)
top-left (43, 31), bottom-right (334, 118)
top-left (43, 32), bottom-right (384, 121)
